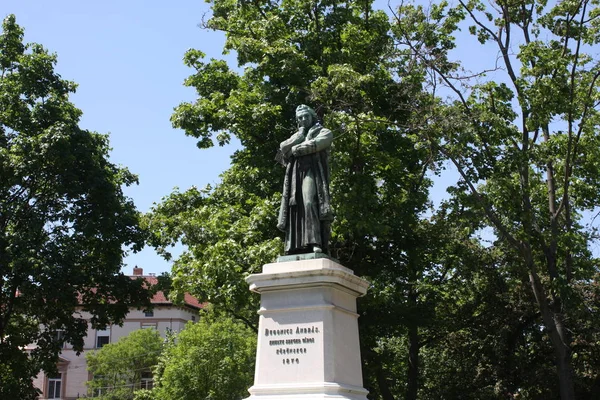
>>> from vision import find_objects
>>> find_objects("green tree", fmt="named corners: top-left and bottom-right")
top-left (144, 0), bottom-right (438, 398)
top-left (392, 0), bottom-right (600, 398)
top-left (418, 207), bottom-right (556, 399)
top-left (147, 311), bottom-right (256, 400)
top-left (0, 15), bottom-right (150, 399)
top-left (87, 328), bottom-right (163, 400)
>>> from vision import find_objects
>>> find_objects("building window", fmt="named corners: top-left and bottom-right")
top-left (96, 327), bottom-right (110, 348)
top-left (144, 309), bottom-right (154, 317)
top-left (141, 323), bottom-right (157, 330)
top-left (191, 315), bottom-right (196, 322)
top-left (54, 329), bottom-right (65, 342)
top-left (47, 373), bottom-right (62, 399)
top-left (140, 371), bottom-right (153, 390)
top-left (53, 329), bottom-right (67, 348)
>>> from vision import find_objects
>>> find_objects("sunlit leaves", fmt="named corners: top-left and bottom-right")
top-left (392, 0), bottom-right (600, 396)
top-left (149, 314), bottom-right (256, 400)
top-left (86, 329), bottom-right (163, 400)
top-left (0, 16), bottom-right (151, 399)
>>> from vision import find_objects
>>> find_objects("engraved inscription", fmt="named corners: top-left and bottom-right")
top-left (265, 328), bottom-right (294, 336)
top-left (264, 324), bottom-right (321, 365)
top-left (276, 348), bottom-right (307, 355)
top-left (296, 326), bottom-right (318, 334)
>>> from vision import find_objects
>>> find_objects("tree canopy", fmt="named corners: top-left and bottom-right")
top-left (392, 0), bottom-right (600, 398)
top-left (145, 0), bottom-right (436, 398)
top-left (144, 0), bottom-right (600, 398)
top-left (143, 311), bottom-right (256, 400)
top-left (87, 328), bottom-right (163, 400)
top-left (0, 15), bottom-right (151, 399)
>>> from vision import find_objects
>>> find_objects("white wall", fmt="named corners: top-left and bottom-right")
top-left (33, 305), bottom-right (200, 399)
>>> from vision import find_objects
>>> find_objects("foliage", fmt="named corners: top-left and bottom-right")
top-left (144, 181), bottom-right (279, 327)
top-left (143, 0), bottom-right (439, 398)
top-left (145, 310), bottom-right (256, 400)
top-left (392, 0), bottom-right (600, 398)
top-left (0, 15), bottom-right (151, 399)
top-left (417, 225), bottom-right (557, 399)
top-left (145, 0), bottom-right (600, 397)
top-left (86, 328), bottom-right (163, 400)
top-left (132, 390), bottom-right (156, 400)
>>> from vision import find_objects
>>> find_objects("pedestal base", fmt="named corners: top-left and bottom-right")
top-left (245, 258), bottom-right (369, 400)
top-left (246, 382), bottom-right (368, 400)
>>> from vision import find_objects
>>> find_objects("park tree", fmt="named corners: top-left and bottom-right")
top-left (417, 206), bottom-right (558, 398)
top-left (143, 310), bottom-right (256, 400)
top-left (145, 0), bottom-right (600, 397)
top-left (0, 15), bottom-right (151, 399)
top-left (142, 0), bottom-right (600, 397)
top-left (392, 0), bottom-right (600, 398)
top-left (144, 0), bottom-right (438, 398)
top-left (86, 328), bottom-right (163, 399)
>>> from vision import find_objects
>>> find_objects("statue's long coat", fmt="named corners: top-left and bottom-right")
top-left (277, 123), bottom-right (333, 252)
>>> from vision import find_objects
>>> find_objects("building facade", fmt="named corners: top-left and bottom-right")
top-left (31, 268), bottom-right (202, 399)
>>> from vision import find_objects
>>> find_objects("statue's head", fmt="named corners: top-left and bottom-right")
top-left (296, 104), bottom-right (317, 129)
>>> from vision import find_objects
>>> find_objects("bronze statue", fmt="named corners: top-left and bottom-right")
top-left (277, 105), bottom-right (333, 255)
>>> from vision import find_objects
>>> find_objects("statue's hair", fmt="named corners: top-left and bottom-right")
top-left (296, 104), bottom-right (318, 121)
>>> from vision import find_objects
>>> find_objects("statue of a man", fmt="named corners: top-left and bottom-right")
top-left (277, 104), bottom-right (333, 255)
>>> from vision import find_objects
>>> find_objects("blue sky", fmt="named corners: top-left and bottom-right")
top-left (1, 1), bottom-right (240, 275)
top-left (2, 0), bottom-right (483, 276)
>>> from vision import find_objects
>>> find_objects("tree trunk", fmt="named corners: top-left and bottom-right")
top-left (552, 314), bottom-right (576, 400)
top-left (528, 270), bottom-right (575, 400)
top-left (406, 323), bottom-right (419, 400)
top-left (375, 361), bottom-right (396, 400)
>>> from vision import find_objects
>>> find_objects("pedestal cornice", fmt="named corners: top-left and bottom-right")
top-left (245, 258), bottom-right (370, 297)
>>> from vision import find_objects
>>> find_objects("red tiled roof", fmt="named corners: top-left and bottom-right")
top-left (132, 275), bottom-right (205, 310)
top-left (18, 270), bottom-right (204, 310)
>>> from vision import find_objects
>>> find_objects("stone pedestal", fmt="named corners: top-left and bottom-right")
top-left (245, 257), bottom-right (369, 400)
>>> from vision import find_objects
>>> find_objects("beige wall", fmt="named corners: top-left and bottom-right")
top-left (33, 305), bottom-right (199, 399)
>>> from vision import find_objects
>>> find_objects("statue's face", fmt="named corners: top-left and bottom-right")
top-left (296, 111), bottom-right (313, 130)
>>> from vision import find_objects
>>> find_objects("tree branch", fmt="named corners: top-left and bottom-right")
top-left (437, 145), bottom-right (522, 253)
